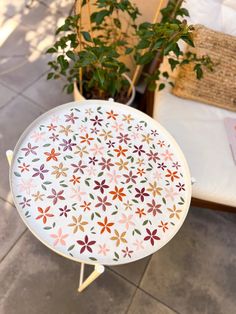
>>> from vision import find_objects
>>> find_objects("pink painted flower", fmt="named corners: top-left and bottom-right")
top-left (64, 112), bottom-right (78, 124)
top-left (98, 244), bottom-right (110, 256)
top-left (119, 213), bottom-right (135, 230)
top-left (50, 228), bottom-right (68, 246)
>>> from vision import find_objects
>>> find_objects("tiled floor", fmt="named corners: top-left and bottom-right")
top-left (0, 1), bottom-right (236, 313)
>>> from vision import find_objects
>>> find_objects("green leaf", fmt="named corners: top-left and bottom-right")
top-left (47, 72), bottom-right (54, 80)
top-left (181, 35), bottom-right (194, 47)
top-left (57, 55), bottom-right (69, 72)
top-left (68, 244), bottom-right (75, 251)
top-left (168, 58), bottom-right (179, 71)
top-left (66, 51), bottom-right (76, 61)
top-left (14, 172), bottom-right (21, 177)
top-left (137, 51), bottom-right (154, 65)
top-left (67, 83), bottom-right (74, 94)
top-left (114, 18), bottom-right (121, 29)
top-left (159, 83), bottom-right (165, 91)
top-left (46, 47), bottom-right (57, 53)
top-left (91, 10), bottom-right (109, 24)
top-left (194, 64), bottom-right (203, 79)
top-left (81, 31), bottom-right (92, 42)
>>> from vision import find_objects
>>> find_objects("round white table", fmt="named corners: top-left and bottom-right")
top-left (10, 99), bottom-right (191, 289)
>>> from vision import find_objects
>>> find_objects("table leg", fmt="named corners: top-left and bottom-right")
top-left (6, 150), bottom-right (13, 166)
top-left (78, 264), bottom-right (105, 293)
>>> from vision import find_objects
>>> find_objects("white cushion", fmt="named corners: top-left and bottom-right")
top-left (185, 0), bottom-right (236, 36)
top-left (153, 87), bottom-right (236, 207)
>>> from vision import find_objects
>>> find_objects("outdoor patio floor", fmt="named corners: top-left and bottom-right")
top-left (0, 1), bottom-right (236, 313)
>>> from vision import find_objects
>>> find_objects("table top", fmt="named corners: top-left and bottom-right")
top-left (10, 100), bottom-right (191, 266)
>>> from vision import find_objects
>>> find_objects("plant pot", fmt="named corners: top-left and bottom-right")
top-left (73, 73), bottom-right (136, 106)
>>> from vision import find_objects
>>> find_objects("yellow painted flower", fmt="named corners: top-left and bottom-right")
top-left (51, 162), bottom-right (68, 178)
top-left (68, 215), bottom-right (88, 233)
top-left (147, 181), bottom-right (163, 197)
top-left (167, 205), bottom-right (182, 219)
top-left (110, 230), bottom-right (127, 247)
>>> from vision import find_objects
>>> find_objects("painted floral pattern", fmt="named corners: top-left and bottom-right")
top-left (11, 101), bottom-right (191, 265)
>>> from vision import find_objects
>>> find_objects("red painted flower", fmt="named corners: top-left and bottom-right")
top-left (144, 228), bottom-right (160, 246)
top-left (135, 187), bottom-right (149, 202)
top-left (77, 235), bottom-right (96, 253)
top-left (36, 206), bottom-right (54, 224)
top-left (133, 145), bottom-right (145, 156)
top-left (94, 179), bottom-right (109, 194)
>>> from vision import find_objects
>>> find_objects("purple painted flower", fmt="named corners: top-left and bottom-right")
top-left (123, 171), bottom-right (138, 184)
top-left (106, 140), bottom-right (115, 148)
top-left (47, 189), bottom-right (65, 205)
top-left (133, 145), bottom-right (145, 156)
top-left (157, 162), bottom-right (167, 170)
top-left (117, 133), bottom-right (130, 144)
top-left (21, 143), bottom-right (38, 156)
top-left (77, 235), bottom-right (96, 253)
top-left (151, 129), bottom-right (159, 136)
top-left (32, 164), bottom-right (49, 180)
top-left (135, 187), bottom-right (149, 202)
top-left (122, 247), bottom-right (133, 258)
top-left (90, 115), bottom-right (103, 126)
top-left (49, 133), bottom-right (59, 142)
top-left (60, 139), bottom-right (76, 151)
top-left (71, 161), bottom-right (87, 174)
top-left (144, 228), bottom-right (160, 246)
top-left (147, 200), bottom-right (162, 216)
top-left (98, 158), bottom-right (114, 171)
top-left (59, 205), bottom-right (71, 217)
top-left (65, 112), bottom-right (78, 124)
top-left (176, 182), bottom-right (185, 191)
top-left (90, 127), bottom-right (99, 134)
top-left (89, 156), bottom-right (98, 165)
top-left (19, 197), bottom-right (31, 208)
top-left (146, 150), bottom-right (160, 163)
top-left (95, 196), bottom-right (112, 211)
top-left (94, 179), bottom-right (109, 194)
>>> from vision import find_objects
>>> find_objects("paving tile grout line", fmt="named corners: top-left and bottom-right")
top-left (0, 229), bottom-right (27, 264)
top-left (108, 266), bottom-right (179, 314)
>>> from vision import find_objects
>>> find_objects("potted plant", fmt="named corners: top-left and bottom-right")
top-left (46, 0), bottom-right (213, 106)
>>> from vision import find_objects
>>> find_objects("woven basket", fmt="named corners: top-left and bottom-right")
top-left (172, 25), bottom-right (236, 111)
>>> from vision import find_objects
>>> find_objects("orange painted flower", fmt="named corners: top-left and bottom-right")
top-left (70, 175), bottom-right (81, 185)
top-left (158, 221), bottom-right (169, 232)
top-left (44, 148), bottom-right (60, 161)
top-left (80, 201), bottom-right (91, 212)
top-left (114, 145), bottom-right (128, 157)
top-left (97, 217), bottom-right (114, 234)
top-left (80, 133), bottom-right (94, 145)
top-left (165, 169), bottom-right (179, 182)
top-left (36, 206), bottom-right (54, 224)
top-left (106, 110), bottom-right (118, 120)
top-left (109, 186), bottom-right (126, 201)
top-left (135, 208), bottom-right (146, 218)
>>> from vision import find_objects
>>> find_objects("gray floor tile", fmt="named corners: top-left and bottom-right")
top-left (0, 0), bottom-right (26, 17)
top-left (0, 83), bottom-right (17, 108)
top-left (0, 198), bottom-right (26, 261)
top-left (23, 74), bottom-right (73, 110)
top-left (0, 53), bottom-right (49, 93)
top-left (0, 95), bottom-right (43, 201)
top-left (0, 231), bottom-right (136, 314)
top-left (110, 256), bottom-right (151, 285)
top-left (127, 289), bottom-right (176, 314)
top-left (140, 207), bottom-right (236, 314)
